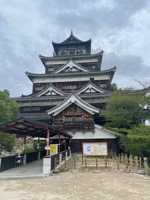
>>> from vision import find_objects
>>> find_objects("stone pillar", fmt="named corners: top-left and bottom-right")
top-left (59, 153), bottom-right (62, 165)
top-left (43, 157), bottom-right (51, 176)
top-left (23, 154), bottom-right (27, 165)
top-left (69, 149), bottom-right (71, 157)
top-left (38, 151), bottom-right (40, 160)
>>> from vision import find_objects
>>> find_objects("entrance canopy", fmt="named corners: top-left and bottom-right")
top-left (0, 118), bottom-right (72, 139)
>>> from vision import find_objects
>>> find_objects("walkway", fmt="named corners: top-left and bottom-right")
top-left (0, 159), bottom-right (45, 179)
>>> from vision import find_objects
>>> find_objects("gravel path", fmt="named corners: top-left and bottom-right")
top-left (0, 171), bottom-right (149, 200)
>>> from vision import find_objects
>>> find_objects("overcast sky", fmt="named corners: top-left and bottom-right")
top-left (0, 0), bottom-right (150, 97)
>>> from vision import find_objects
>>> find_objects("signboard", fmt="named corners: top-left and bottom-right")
top-left (82, 142), bottom-right (108, 156)
top-left (50, 144), bottom-right (58, 155)
top-left (45, 145), bottom-right (50, 150)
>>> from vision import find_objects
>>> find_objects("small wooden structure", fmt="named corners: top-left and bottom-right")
top-left (0, 118), bottom-right (72, 156)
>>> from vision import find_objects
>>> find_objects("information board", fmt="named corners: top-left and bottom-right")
top-left (82, 142), bottom-right (108, 156)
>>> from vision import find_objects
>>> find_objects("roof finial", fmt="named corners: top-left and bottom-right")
top-left (71, 30), bottom-right (73, 36)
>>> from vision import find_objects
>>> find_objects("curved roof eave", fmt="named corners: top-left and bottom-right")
top-left (52, 32), bottom-right (91, 46)
top-left (25, 66), bottom-right (117, 81)
top-left (38, 51), bottom-right (103, 61)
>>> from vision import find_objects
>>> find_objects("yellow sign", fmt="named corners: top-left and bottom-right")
top-left (50, 144), bottom-right (58, 155)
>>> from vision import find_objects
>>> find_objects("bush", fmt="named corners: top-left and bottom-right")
top-left (24, 147), bottom-right (35, 153)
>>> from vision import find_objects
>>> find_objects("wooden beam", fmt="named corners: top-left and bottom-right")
top-left (46, 129), bottom-right (50, 156)
top-left (58, 133), bottom-right (60, 153)
top-left (65, 136), bottom-right (67, 151)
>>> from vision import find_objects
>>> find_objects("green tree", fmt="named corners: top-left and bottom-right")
top-left (110, 83), bottom-right (118, 92)
top-left (0, 133), bottom-right (16, 155)
top-left (0, 90), bottom-right (19, 154)
top-left (103, 90), bottom-right (148, 129)
top-left (120, 125), bottom-right (150, 159)
top-left (0, 89), bottom-right (19, 124)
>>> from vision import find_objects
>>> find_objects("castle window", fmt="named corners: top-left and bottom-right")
top-left (62, 85), bottom-right (78, 90)
top-left (69, 49), bottom-right (75, 55)
top-left (32, 107), bottom-right (40, 111)
top-left (61, 51), bottom-right (65, 55)
top-left (62, 85), bottom-right (70, 90)
top-left (35, 86), bottom-right (43, 91)
top-left (65, 116), bottom-right (82, 122)
top-left (48, 67), bottom-right (54, 72)
top-left (22, 107), bottom-right (31, 112)
top-left (70, 85), bottom-right (78, 89)
top-left (100, 84), bottom-right (107, 88)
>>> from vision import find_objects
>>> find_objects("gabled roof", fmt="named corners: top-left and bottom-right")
top-left (68, 124), bottom-right (119, 139)
top-left (52, 31), bottom-right (91, 46)
top-left (67, 124), bottom-right (121, 140)
top-left (76, 80), bottom-right (109, 95)
top-left (54, 59), bottom-right (89, 74)
top-left (32, 83), bottom-right (66, 97)
top-left (47, 93), bottom-right (99, 116)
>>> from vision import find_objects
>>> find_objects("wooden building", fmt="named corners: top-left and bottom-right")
top-left (13, 32), bottom-right (118, 153)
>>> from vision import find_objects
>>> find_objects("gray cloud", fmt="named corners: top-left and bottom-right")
top-left (0, 0), bottom-right (149, 96)
top-left (102, 52), bottom-right (150, 88)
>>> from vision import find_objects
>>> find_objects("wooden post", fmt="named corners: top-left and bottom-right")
top-left (46, 129), bottom-right (50, 156)
top-left (96, 157), bottom-right (98, 169)
top-left (82, 153), bottom-right (84, 165)
top-left (58, 133), bottom-right (60, 153)
top-left (125, 154), bottom-right (128, 170)
top-left (74, 155), bottom-right (76, 169)
top-left (23, 135), bottom-right (26, 154)
top-left (85, 156), bottom-right (87, 168)
top-left (105, 156), bottom-right (107, 168)
top-left (144, 157), bottom-right (148, 176)
top-left (129, 155), bottom-right (133, 172)
top-left (134, 156), bottom-right (138, 172)
top-left (116, 156), bottom-right (120, 170)
top-left (65, 136), bottom-right (67, 151)
top-left (121, 153), bottom-right (124, 164)
top-left (139, 157), bottom-right (142, 170)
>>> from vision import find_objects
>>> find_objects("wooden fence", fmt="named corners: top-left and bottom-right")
top-left (63, 153), bottom-right (149, 176)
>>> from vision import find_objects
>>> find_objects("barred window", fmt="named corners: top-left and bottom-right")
top-left (65, 116), bottom-right (82, 122)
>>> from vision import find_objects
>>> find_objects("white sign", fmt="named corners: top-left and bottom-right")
top-left (82, 142), bottom-right (108, 156)
top-left (45, 145), bottom-right (50, 150)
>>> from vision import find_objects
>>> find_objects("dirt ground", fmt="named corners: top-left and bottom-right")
top-left (0, 171), bottom-right (149, 200)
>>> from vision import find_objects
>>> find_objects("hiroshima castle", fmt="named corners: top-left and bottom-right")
top-left (13, 32), bottom-right (118, 152)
